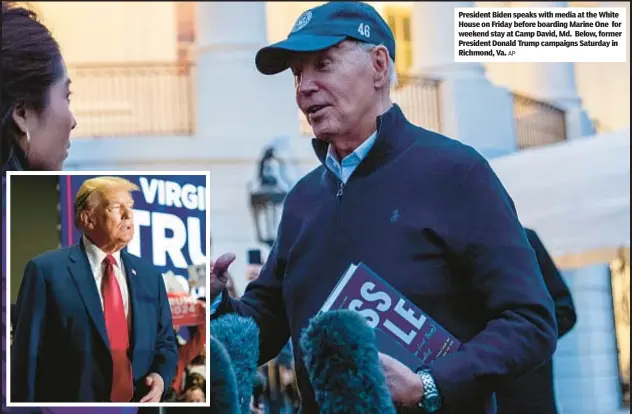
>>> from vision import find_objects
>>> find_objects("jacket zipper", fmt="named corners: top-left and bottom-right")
top-left (336, 181), bottom-right (344, 233)
top-left (331, 120), bottom-right (382, 237)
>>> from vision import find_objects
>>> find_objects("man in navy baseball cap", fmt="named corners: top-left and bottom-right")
top-left (254, 1), bottom-right (400, 145)
top-left (255, 1), bottom-right (396, 75)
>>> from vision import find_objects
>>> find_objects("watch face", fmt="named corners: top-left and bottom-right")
top-left (425, 394), bottom-right (442, 412)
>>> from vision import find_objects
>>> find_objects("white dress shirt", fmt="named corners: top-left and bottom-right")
top-left (83, 236), bottom-right (130, 318)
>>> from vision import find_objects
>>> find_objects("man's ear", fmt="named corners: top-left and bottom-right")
top-left (80, 210), bottom-right (95, 230)
top-left (372, 46), bottom-right (390, 89)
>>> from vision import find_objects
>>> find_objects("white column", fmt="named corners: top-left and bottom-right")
top-left (505, 1), bottom-right (581, 106)
top-left (554, 264), bottom-right (623, 413)
top-left (495, 2), bottom-right (595, 139)
top-left (411, 2), bottom-right (486, 80)
top-left (196, 2), bottom-right (300, 287)
top-left (408, 2), bottom-right (517, 158)
top-left (195, 2), bottom-right (300, 158)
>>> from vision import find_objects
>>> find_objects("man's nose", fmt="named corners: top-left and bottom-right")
top-left (121, 206), bottom-right (133, 219)
top-left (297, 72), bottom-right (318, 96)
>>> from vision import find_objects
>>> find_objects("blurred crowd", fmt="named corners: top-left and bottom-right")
top-left (165, 312), bottom-right (207, 404)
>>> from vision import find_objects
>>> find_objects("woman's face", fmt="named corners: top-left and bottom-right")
top-left (15, 59), bottom-right (76, 170)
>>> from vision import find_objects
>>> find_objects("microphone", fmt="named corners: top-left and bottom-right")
top-left (209, 335), bottom-right (239, 413)
top-left (300, 309), bottom-right (396, 414)
top-left (210, 314), bottom-right (260, 414)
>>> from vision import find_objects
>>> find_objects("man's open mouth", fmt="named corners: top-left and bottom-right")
top-left (307, 104), bottom-right (329, 116)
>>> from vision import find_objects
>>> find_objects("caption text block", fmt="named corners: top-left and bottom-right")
top-left (455, 7), bottom-right (627, 63)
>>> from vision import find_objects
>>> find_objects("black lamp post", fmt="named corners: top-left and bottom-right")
top-left (248, 149), bottom-right (295, 413)
top-left (248, 145), bottom-right (289, 247)
top-left (248, 182), bottom-right (286, 247)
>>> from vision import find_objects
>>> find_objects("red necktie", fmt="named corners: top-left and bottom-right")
top-left (102, 254), bottom-right (134, 402)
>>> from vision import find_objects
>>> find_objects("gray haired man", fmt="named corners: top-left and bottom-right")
top-left (210, 2), bottom-right (557, 413)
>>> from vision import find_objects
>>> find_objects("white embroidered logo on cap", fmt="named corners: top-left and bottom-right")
top-left (291, 10), bottom-right (312, 33)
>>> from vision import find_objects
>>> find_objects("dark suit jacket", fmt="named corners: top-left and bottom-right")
top-left (496, 228), bottom-right (577, 414)
top-left (10, 241), bottom-right (178, 403)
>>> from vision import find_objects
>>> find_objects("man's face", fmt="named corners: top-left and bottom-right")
top-left (291, 41), bottom-right (377, 142)
top-left (184, 387), bottom-right (205, 402)
top-left (86, 188), bottom-right (135, 250)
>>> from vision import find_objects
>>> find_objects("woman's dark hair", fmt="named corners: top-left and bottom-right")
top-left (1, 2), bottom-right (65, 170)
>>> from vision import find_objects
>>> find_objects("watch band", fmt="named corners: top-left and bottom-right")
top-left (416, 369), bottom-right (442, 413)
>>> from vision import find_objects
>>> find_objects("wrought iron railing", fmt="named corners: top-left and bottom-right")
top-left (68, 62), bottom-right (196, 138)
top-left (513, 93), bottom-right (567, 150)
top-left (392, 75), bottom-right (442, 134)
top-left (67, 62), bottom-right (571, 153)
top-left (299, 74), bottom-right (442, 137)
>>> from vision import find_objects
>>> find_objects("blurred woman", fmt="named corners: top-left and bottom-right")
top-left (2, 2), bottom-right (76, 173)
top-left (2, 3), bottom-right (77, 413)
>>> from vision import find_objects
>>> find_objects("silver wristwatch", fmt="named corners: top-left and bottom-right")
top-left (416, 369), bottom-right (442, 413)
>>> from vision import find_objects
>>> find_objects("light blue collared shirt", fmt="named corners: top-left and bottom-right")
top-left (325, 131), bottom-right (378, 184)
top-left (209, 132), bottom-right (378, 317)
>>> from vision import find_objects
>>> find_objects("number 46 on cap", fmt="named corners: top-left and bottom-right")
top-left (358, 23), bottom-right (370, 38)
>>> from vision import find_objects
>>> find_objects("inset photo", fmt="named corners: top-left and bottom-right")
top-left (5, 171), bottom-right (210, 407)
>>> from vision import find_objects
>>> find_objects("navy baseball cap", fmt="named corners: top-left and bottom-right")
top-left (255, 1), bottom-right (396, 75)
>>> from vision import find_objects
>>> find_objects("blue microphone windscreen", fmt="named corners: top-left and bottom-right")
top-left (300, 309), bottom-right (397, 414)
top-left (209, 335), bottom-right (239, 413)
top-left (210, 314), bottom-right (260, 413)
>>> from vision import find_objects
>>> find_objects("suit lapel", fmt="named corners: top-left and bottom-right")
top-left (67, 242), bottom-right (110, 349)
top-left (121, 251), bottom-right (141, 359)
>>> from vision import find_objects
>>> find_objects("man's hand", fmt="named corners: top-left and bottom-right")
top-left (140, 372), bottom-right (164, 403)
top-left (379, 352), bottom-right (424, 407)
top-left (209, 253), bottom-right (237, 299)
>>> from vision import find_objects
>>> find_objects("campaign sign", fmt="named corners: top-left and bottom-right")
top-left (59, 174), bottom-right (208, 280)
top-left (168, 292), bottom-right (206, 326)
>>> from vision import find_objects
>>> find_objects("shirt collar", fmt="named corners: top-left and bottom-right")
top-left (82, 235), bottom-right (122, 269)
top-left (325, 130), bottom-right (378, 167)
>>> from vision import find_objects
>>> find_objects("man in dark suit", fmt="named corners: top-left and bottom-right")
top-left (11, 176), bottom-right (178, 403)
top-left (496, 228), bottom-right (577, 414)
